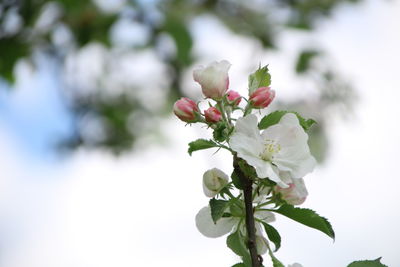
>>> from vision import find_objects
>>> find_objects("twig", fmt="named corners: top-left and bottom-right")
top-left (233, 155), bottom-right (263, 267)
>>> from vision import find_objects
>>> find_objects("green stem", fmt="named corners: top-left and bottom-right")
top-left (217, 100), bottom-right (232, 130)
top-left (243, 103), bottom-right (253, 116)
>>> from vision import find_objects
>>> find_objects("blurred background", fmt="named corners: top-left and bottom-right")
top-left (0, 0), bottom-right (399, 266)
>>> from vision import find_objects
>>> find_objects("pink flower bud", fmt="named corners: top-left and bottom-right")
top-left (204, 107), bottom-right (222, 123)
top-left (193, 60), bottom-right (231, 100)
top-left (173, 97), bottom-right (199, 122)
top-left (249, 86), bottom-right (275, 109)
top-left (274, 178), bottom-right (308, 205)
top-left (226, 90), bottom-right (241, 106)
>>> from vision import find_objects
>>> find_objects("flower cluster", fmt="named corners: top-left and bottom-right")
top-left (173, 60), bottom-right (334, 267)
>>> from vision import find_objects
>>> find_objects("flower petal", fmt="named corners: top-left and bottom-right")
top-left (234, 114), bottom-right (263, 144)
top-left (202, 183), bottom-right (217, 198)
top-left (274, 147), bottom-right (316, 178)
top-left (256, 235), bottom-right (269, 255)
top-left (255, 210), bottom-right (276, 223)
top-left (195, 206), bottom-right (236, 238)
top-left (265, 163), bottom-right (285, 185)
top-left (262, 113), bottom-right (316, 178)
top-left (275, 175), bottom-right (308, 205)
top-left (193, 60), bottom-right (231, 99)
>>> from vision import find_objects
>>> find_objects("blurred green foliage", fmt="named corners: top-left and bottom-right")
top-left (0, 0), bottom-right (361, 157)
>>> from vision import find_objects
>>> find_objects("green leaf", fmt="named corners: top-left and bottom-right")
top-left (261, 222), bottom-right (281, 252)
top-left (248, 65), bottom-right (271, 95)
top-left (269, 250), bottom-right (285, 267)
top-left (296, 50), bottom-right (319, 74)
top-left (271, 257), bottom-right (285, 267)
top-left (259, 178), bottom-right (277, 188)
top-left (301, 117), bottom-right (317, 131)
top-left (0, 37), bottom-right (30, 83)
top-left (209, 198), bottom-right (229, 224)
top-left (231, 171), bottom-right (244, 190)
top-left (164, 16), bottom-right (193, 66)
top-left (229, 202), bottom-right (243, 217)
top-left (273, 204), bottom-right (335, 240)
top-left (258, 111), bottom-right (287, 130)
top-left (213, 122), bottom-right (228, 142)
top-left (227, 232), bottom-right (244, 256)
top-left (347, 257), bottom-right (388, 267)
top-left (187, 139), bottom-right (218, 156)
top-left (232, 263), bottom-right (246, 267)
top-left (258, 110), bottom-right (316, 131)
top-left (226, 231), bottom-right (252, 266)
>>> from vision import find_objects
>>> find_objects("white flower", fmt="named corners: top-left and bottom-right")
top-left (195, 206), bottom-right (275, 239)
top-left (193, 60), bottom-right (231, 99)
top-left (202, 168), bottom-right (229, 198)
top-left (229, 114), bottom-right (316, 187)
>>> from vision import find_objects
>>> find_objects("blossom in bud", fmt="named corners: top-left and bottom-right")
top-left (193, 60), bottom-right (231, 100)
top-left (275, 177), bottom-right (308, 205)
top-left (173, 97), bottom-right (199, 122)
top-left (249, 86), bottom-right (275, 109)
top-left (202, 168), bottom-right (229, 197)
top-left (204, 107), bottom-right (222, 123)
top-left (226, 90), bottom-right (241, 106)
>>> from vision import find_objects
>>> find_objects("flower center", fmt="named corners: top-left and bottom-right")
top-left (260, 140), bottom-right (281, 161)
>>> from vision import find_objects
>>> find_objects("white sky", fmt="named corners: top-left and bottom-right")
top-left (0, 0), bottom-right (400, 266)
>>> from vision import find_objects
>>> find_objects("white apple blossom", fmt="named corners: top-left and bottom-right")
top-left (229, 113), bottom-right (316, 187)
top-left (193, 60), bottom-right (231, 99)
top-left (202, 168), bottom-right (229, 198)
top-left (195, 206), bottom-right (275, 239)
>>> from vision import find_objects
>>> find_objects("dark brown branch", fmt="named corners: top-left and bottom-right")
top-left (233, 155), bottom-right (263, 267)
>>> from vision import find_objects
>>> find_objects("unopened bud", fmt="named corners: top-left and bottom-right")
top-left (173, 97), bottom-right (199, 122)
top-left (193, 60), bottom-right (231, 100)
top-left (275, 178), bottom-right (308, 205)
top-left (202, 168), bottom-right (229, 198)
top-left (226, 90), bottom-right (241, 106)
top-left (249, 86), bottom-right (275, 109)
top-left (204, 107), bottom-right (222, 123)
